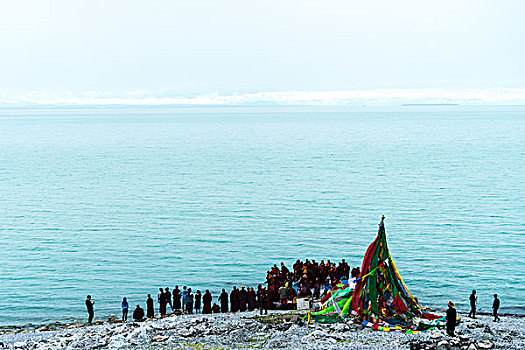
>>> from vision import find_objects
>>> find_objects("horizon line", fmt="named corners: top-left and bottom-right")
top-left (1, 88), bottom-right (525, 107)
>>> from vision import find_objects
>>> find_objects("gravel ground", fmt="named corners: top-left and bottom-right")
top-left (0, 311), bottom-right (523, 349)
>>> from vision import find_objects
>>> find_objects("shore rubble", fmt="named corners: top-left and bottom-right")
top-left (0, 311), bottom-right (523, 349)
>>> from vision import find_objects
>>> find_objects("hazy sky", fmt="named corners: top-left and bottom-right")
top-left (0, 0), bottom-right (523, 105)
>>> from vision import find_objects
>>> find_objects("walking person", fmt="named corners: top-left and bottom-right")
top-left (146, 294), bottom-right (154, 318)
top-left (173, 286), bottom-right (181, 311)
top-left (493, 294), bottom-right (500, 322)
top-left (194, 290), bottom-right (202, 314)
top-left (181, 286), bottom-right (188, 312)
top-left (468, 290), bottom-right (477, 318)
top-left (186, 288), bottom-right (194, 314)
top-left (86, 295), bottom-right (95, 325)
top-left (165, 287), bottom-right (173, 312)
top-left (219, 289), bottom-right (228, 313)
top-left (121, 297), bottom-right (129, 322)
top-left (446, 301), bottom-right (457, 337)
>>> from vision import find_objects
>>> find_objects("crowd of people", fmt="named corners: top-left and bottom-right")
top-left (84, 259), bottom-right (503, 339)
top-left (84, 259), bottom-right (356, 324)
top-left (266, 259), bottom-right (359, 301)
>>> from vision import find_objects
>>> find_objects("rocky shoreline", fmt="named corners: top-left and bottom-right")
top-left (0, 311), bottom-right (523, 349)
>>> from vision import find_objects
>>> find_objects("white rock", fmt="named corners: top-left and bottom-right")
top-left (13, 342), bottom-right (27, 348)
top-left (152, 335), bottom-right (169, 342)
top-left (477, 340), bottom-right (494, 349)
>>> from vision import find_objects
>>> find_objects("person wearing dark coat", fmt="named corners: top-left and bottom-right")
top-left (186, 288), bottom-right (194, 314)
top-left (493, 294), bottom-right (500, 321)
top-left (158, 288), bottom-right (167, 315)
top-left (247, 287), bottom-right (256, 311)
top-left (258, 287), bottom-right (268, 315)
top-left (219, 289), bottom-right (229, 313)
top-left (86, 295), bottom-right (95, 325)
top-left (146, 294), bottom-right (154, 318)
top-left (194, 290), bottom-right (202, 314)
top-left (202, 290), bottom-right (213, 314)
top-left (211, 303), bottom-right (220, 313)
top-left (173, 286), bottom-right (181, 311)
top-left (230, 286), bottom-right (240, 312)
top-left (468, 290), bottom-right (477, 318)
top-left (446, 301), bottom-right (457, 337)
top-left (239, 286), bottom-right (247, 312)
top-left (133, 305), bottom-right (145, 322)
top-left (165, 287), bottom-right (173, 312)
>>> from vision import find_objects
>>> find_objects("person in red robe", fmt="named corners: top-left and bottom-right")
top-left (202, 290), bottom-right (213, 314)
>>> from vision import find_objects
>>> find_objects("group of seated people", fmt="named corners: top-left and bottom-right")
top-left (265, 259), bottom-right (360, 308)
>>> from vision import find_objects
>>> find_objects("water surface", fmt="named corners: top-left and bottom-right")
top-left (0, 106), bottom-right (523, 326)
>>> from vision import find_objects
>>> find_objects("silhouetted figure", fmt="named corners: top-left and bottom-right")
top-left (181, 286), bottom-right (188, 312)
top-left (158, 288), bottom-right (166, 315)
top-left (173, 286), bottom-right (181, 311)
top-left (446, 301), bottom-right (457, 337)
top-left (186, 288), bottom-right (194, 314)
top-left (247, 287), bottom-right (256, 311)
top-left (493, 294), bottom-right (500, 321)
top-left (202, 290), bottom-right (212, 314)
top-left (121, 297), bottom-right (129, 321)
top-left (165, 287), bottom-right (173, 312)
top-left (219, 289), bottom-right (229, 313)
top-left (258, 286), bottom-right (268, 315)
top-left (468, 290), bottom-right (477, 318)
top-left (239, 286), bottom-right (247, 312)
top-left (195, 290), bottom-right (202, 314)
top-left (86, 295), bottom-right (95, 325)
top-left (133, 305), bottom-right (145, 322)
top-left (211, 303), bottom-right (220, 313)
top-left (230, 286), bottom-right (239, 312)
top-left (146, 294), bottom-right (154, 318)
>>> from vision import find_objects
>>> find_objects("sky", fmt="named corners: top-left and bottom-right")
top-left (0, 0), bottom-right (524, 106)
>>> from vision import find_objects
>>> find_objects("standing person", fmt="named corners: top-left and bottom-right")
top-left (186, 288), bottom-right (194, 314)
top-left (247, 287), bottom-right (256, 311)
top-left (278, 284), bottom-right (288, 307)
top-left (173, 286), bottom-right (181, 311)
top-left (468, 290), bottom-right (477, 318)
top-left (133, 305), bottom-right (145, 322)
top-left (239, 286), bottom-right (247, 312)
top-left (219, 289), bottom-right (229, 313)
top-left (158, 288), bottom-right (166, 315)
top-left (194, 290), bottom-right (202, 314)
top-left (258, 286), bottom-right (268, 315)
top-left (85, 295), bottom-right (95, 325)
top-left (446, 301), bottom-right (457, 337)
top-left (493, 294), bottom-right (500, 322)
top-left (121, 297), bottom-right (129, 322)
top-left (202, 290), bottom-right (212, 314)
top-left (146, 294), bottom-right (154, 318)
top-left (181, 286), bottom-right (188, 312)
top-left (230, 286), bottom-right (239, 312)
top-left (165, 288), bottom-right (173, 312)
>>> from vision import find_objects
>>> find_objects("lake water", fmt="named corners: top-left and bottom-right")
top-left (0, 106), bottom-right (523, 326)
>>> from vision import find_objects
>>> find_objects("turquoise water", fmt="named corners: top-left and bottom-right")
top-left (0, 106), bottom-right (523, 326)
